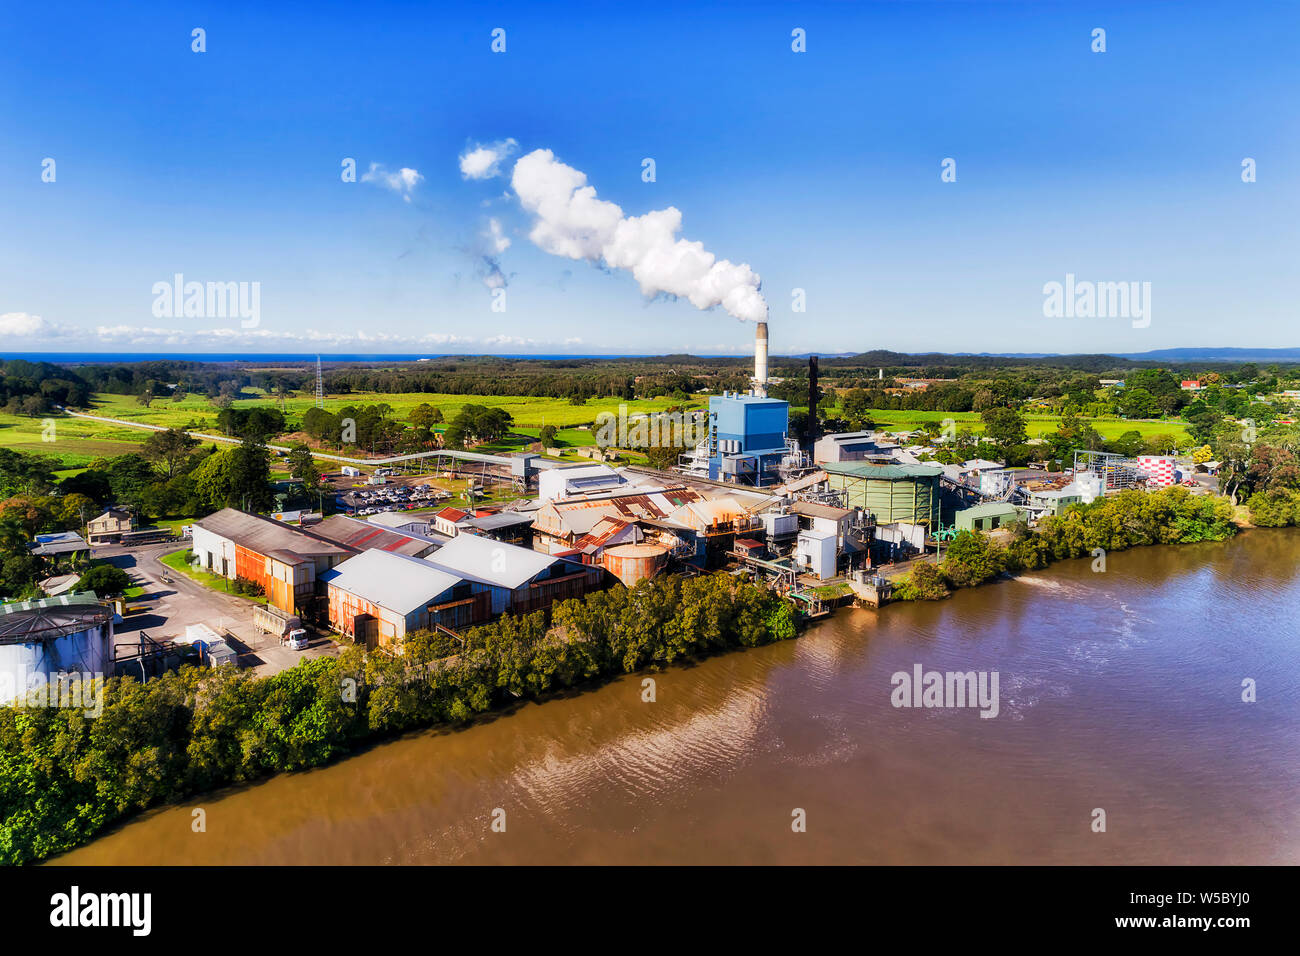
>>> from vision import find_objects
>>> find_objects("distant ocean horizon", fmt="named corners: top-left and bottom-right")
top-left (0, 351), bottom-right (682, 365)
top-left (1, 347), bottom-right (1294, 365)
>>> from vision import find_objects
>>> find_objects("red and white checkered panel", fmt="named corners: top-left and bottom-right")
top-left (1136, 455), bottom-right (1176, 486)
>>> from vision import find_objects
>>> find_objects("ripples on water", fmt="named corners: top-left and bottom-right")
top-left (53, 531), bottom-right (1300, 865)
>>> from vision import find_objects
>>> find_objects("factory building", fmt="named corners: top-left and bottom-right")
top-left (1026, 486), bottom-right (1085, 516)
top-left (190, 508), bottom-right (354, 614)
top-left (795, 528), bottom-right (838, 580)
top-left (0, 593), bottom-right (114, 705)
top-left (531, 486), bottom-right (704, 555)
top-left (954, 502), bottom-right (1028, 532)
top-left (822, 462), bottom-right (943, 530)
top-left (425, 533), bottom-right (607, 619)
top-left (706, 391), bottom-right (791, 486)
top-left (538, 463), bottom-right (628, 502)
top-left (366, 510), bottom-right (434, 536)
top-left (813, 432), bottom-right (886, 464)
top-left (462, 511), bottom-right (534, 545)
top-left (678, 320), bottom-right (794, 489)
top-left (321, 549), bottom-right (462, 649)
top-left (310, 514), bottom-right (443, 558)
top-left (565, 516), bottom-right (644, 562)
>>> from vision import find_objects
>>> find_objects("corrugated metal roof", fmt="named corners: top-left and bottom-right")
top-left (573, 516), bottom-right (638, 551)
top-left (367, 510), bottom-right (430, 529)
top-left (671, 496), bottom-right (754, 529)
top-left (425, 534), bottom-right (572, 590)
top-left (321, 550), bottom-right (461, 616)
top-left (789, 500), bottom-right (852, 520)
top-left (823, 462), bottom-right (944, 480)
top-left (194, 508), bottom-right (353, 558)
top-left (312, 514), bottom-right (437, 557)
top-left (30, 532), bottom-right (89, 555)
top-left (466, 512), bottom-right (534, 531)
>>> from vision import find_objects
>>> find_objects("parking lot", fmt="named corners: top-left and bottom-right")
top-left (98, 540), bottom-right (339, 678)
top-left (330, 475), bottom-right (452, 516)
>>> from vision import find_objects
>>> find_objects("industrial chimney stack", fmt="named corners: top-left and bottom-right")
top-left (807, 355), bottom-right (820, 446)
top-left (753, 321), bottom-right (769, 397)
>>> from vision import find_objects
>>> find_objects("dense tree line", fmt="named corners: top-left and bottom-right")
top-left (894, 486), bottom-right (1237, 601)
top-left (0, 572), bottom-right (796, 864)
top-left (0, 360), bottom-right (92, 415)
top-left (323, 361), bottom-right (727, 402)
top-left (214, 406), bottom-right (286, 440)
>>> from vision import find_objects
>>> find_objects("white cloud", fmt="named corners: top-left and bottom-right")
top-left (0, 312), bottom-right (68, 338)
top-left (361, 162), bottom-right (424, 202)
top-left (459, 138), bottom-right (518, 180)
top-left (509, 149), bottom-right (768, 323)
top-left (77, 323), bottom-right (573, 352)
top-left (482, 334), bottom-right (536, 347)
top-left (486, 217), bottom-right (511, 253)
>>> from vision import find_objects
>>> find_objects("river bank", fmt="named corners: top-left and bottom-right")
top-left (1, 573), bottom-right (794, 865)
top-left (0, 490), bottom-right (1246, 865)
top-left (48, 527), bottom-right (1300, 865)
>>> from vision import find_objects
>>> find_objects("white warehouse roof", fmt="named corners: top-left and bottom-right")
top-left (321, 549), bottom-right (462, 616)
top-left (425, 533), bottom-right (566, 590)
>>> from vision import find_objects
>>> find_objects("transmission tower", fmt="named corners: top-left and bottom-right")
top-left (315, 355), bottom-right (323, 409)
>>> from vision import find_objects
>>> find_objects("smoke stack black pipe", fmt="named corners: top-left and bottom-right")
top-left (806, 355), bottom-right (819, 446)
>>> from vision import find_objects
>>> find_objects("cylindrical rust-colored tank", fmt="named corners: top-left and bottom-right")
top-left (601, 543), bottom-right (669, 587)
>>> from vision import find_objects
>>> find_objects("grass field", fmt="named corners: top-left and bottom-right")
top-left (0, 412), bottom-right (146, 465)
top-left (3, 389), bottom-right (1192, 468)
top-left (858, 409), bottom-right (1192, 442)
top-left (87, 391), bottom-right (699, 432)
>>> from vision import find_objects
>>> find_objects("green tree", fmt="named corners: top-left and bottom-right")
top-left (409, 403), bottom-right (443, 429)
top-left (75, 564), bottom-right (133, 596)
top-left (286, 443), bottom-right (321, 498)
top-left (940, 531), bottom-right (1005, 588)
top-left (141, 428), bottom-right (199, 479)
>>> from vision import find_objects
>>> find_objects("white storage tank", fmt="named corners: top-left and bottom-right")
top-left (0, 594), bottom-right (115, 705)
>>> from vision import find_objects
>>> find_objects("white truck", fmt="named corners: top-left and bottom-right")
top-left (252, 604), bottom-right (302, 638)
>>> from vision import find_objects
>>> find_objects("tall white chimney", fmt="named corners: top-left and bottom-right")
top-left (753, 321), bottom-right (769, 398)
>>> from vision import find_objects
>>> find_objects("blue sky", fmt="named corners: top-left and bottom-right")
top-left (1, 0), bottom-right (1296, 356)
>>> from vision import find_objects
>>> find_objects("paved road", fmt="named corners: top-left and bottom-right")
top-left (97, 540), bottom-right (337, 677)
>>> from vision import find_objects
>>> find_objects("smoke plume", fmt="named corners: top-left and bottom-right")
top-left (509, 149), bottom-right (767, 322)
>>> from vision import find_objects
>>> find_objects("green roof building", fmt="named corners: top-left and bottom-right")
top-left (822, 462), bottom-right (943, 529)
top-left (954, 502), bottom-right (1027, 532)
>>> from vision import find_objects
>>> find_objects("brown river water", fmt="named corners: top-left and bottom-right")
top-left (53, 529), bottom-right (1300, 865)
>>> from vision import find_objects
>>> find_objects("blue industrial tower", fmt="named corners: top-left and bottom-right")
top-left (707, 391), bottom-right (790, 486)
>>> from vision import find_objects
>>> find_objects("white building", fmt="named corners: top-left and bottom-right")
top-left (367, 510), bottom-right (432, 536)
top-left (538, 464), bottom-right (627, 502)
top-left (795, 529), bottom-right (837, 580)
